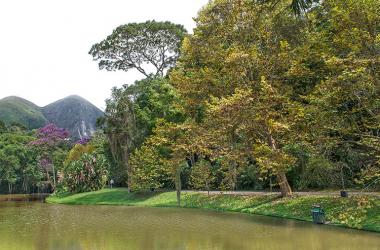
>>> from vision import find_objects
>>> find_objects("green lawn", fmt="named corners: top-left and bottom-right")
top-left (46, 188), bottom-right (380, 232)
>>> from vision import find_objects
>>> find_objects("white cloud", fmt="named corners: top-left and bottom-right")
top-left (0, 0), bottom-right (208, 110)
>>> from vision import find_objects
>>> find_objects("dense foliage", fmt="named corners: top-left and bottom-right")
top-left (98, 77), bottom-right (185, 190)
top-left (0, 123), bottom-right (70, 193)
top-left (0, 127), bottom-right (40, 193)
top-left (0, 123), bottom-right (111, 195)
top-left (1, 0), bottom-right (379, 201)
top-left (95, 0), bottom-right (379, 203)
top-left (89, 20), bottom-right (187, 78)
top-left (61, 153), bottom-right (109, 193)
top-left (60, 134), bottom-right (110, 193)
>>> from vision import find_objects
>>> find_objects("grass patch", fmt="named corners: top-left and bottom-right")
top-left (46, 188), bottom-right (380, 233)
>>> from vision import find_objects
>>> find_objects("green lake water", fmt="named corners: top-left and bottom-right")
top-left (0, 201), bottom-right (379, 250)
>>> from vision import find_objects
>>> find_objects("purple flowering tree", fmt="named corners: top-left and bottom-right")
top-left (31, 123), bottom-right (70, 146)
top-left (30, 123), bottom-right (70, 190)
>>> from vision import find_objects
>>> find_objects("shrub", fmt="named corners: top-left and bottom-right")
top-left (62, 153), bottom-right (109, 193)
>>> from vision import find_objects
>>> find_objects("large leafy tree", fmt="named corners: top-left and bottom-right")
top-left (171, 0), bottom-right (304, 117)
top-left (89, 20), bottom-right (187, 78)
top-left (91, 20), bottom-right (187, 190)
top-left (203, 81), bottom-right (296, 196)
top-left (101, 87), bottom-right (137, 191)
top-left (101, 77), bottom-right (184, 190)
top-left (170, 0), bottom-right (302, 196)
top-left (169, 0), bottom-right (380, 195)
top-left (301, 0), bottom-right (380, 189)
top-left (123, 77), bottom-right (185, 144)
top-left (95, 0), bottom-right (380, 195)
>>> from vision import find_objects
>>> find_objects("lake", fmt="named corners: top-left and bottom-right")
top-left (0, 201), bottom-right (379, 250)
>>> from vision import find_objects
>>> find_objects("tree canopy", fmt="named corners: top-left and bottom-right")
top-left (89, 20), bottom-right (187, 78)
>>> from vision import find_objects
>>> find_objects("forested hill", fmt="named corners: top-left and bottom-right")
top-left (0, 95), bottom-right (103, 139)
top-left (0, 96), bottom-right (47, 129)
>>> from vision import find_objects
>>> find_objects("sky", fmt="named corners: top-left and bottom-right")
top-left (0, 0), bottom-right (209, 110)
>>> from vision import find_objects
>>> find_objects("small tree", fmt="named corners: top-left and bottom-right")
top-left (30, 123), bottom-right (70, 190)
top-left (190, 159), bottom-right (215, 195)
top-left (130, 144), bottom-right (170, 191)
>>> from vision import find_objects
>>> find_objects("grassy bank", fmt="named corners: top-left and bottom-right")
top-left (46, 188), bottom-right (380, 233)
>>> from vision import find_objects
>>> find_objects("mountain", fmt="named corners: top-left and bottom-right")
top-left (0, 96), bottom-right (48, 129)
top-left (42, 95), bottom-right (103, 139)
top-left (0, 95), bottom-right (103, 139)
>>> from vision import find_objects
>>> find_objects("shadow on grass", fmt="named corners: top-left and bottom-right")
top-left (181, 193), bottom-right (281, 212)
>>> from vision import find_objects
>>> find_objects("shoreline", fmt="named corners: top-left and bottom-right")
top-left (45, 188), bottom-right (380, 233)
top-left (0, 193), bottom-right (49, 202)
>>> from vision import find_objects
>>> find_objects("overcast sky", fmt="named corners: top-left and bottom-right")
top-left (0, 0), bottom-right (208, 110)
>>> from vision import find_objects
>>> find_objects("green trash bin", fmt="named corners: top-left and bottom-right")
top-left (311, 205), bottom-right (326, 224)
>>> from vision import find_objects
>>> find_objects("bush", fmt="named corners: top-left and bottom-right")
top-left (298, 157), bottom-right (341, 189)
top-left (62, 153), bottom-right (109, 193)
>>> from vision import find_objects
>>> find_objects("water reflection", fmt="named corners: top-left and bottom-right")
top-left (0, 202), bottom-right (379, 250)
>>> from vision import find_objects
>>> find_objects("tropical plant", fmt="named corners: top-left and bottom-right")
top-left (62, 153), bottom-right (109, 193)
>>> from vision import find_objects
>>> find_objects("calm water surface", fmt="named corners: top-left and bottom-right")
top-left (0, 201), bottom-right (379, 250)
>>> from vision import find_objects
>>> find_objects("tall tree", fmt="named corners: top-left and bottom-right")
top-left (102, 88), bottom-right (137, 191)
top-left (204, 81), bottom-right (295, 196)
top-left (302, 0), bottom-right (380, 189)
top-left (89, 20), bottom-right (187, 78)
top-left (101, 77), bottom-right (185, 190)
top-left (170, 0), bottom-right (302, 196)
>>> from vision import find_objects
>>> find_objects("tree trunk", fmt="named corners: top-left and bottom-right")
top-left (277, 172), bottom-right (292, 197)
top-left (229, 128), bottom-right (238, 191)
top-left (52, 164), bottom-right (56, 191)
top-left (269, 175), bottom-right (273, 192)
top-left (175, 167), bottom-right (181, 207)
top-left (46, 170), bottom-right (51, 190)
top-left (23, 177), bottom-right (29, 194)
top-left (268, 133), bottom-right (292, 197)
top-left (229, 160), bottom-right (237, 191)
top-left (340, 165), bottom-right (345, 190)
top-left (124, 147), bottom-right (132, 193)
